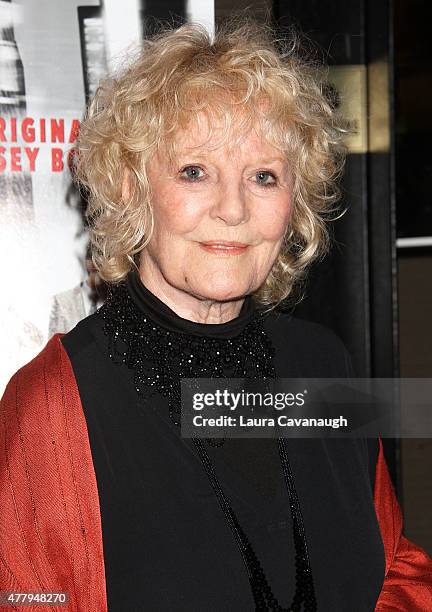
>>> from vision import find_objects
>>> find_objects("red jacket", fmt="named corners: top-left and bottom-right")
top-left (1, 334), bottom-right (432, 611)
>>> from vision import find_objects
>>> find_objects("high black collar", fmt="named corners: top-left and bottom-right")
top-left (125, 268), bottom-right (258, 339)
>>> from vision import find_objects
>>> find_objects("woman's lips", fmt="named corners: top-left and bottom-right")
top-left (198, 241), bottom-right (249, 255)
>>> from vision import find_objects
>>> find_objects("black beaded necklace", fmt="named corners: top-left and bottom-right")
top-left (97, 274), bottom-right (317, 611)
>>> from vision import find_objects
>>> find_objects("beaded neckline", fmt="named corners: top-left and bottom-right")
top-left (97, 276), bottom-right (276, 427)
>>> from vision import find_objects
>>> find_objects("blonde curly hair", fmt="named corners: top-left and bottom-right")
top-left (74, 17), bottom-right (347, 310)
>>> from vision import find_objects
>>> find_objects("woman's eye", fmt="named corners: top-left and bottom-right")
top-left (254, 171), bottom-right (277, 187)
top-left (179, 165), bottom-right (205, 181)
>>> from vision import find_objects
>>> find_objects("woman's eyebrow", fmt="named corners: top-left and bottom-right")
top-left (168, 149), bottom-right (290, 172)
top-left (173, 152), bottom-right (287, 163)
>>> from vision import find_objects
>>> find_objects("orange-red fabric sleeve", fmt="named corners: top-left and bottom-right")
top-left (0, 335), bottom-right (108, 612)
top-left (374, 438), bottom-right (432, 611)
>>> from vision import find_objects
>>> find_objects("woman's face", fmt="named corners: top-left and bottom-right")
top-left (136, 114), bottom-right (293, 305)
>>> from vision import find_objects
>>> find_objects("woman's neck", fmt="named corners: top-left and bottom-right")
top-left (136, 265), bottom-right (246, 325)
top-left (125, 268), bottom-right (257, 339)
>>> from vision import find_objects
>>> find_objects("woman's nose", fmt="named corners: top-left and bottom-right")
top-left (209, 181), bottom-right (250, 226)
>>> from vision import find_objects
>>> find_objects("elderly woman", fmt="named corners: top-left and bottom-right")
top-left (1, 20), bottom-right (432, 612)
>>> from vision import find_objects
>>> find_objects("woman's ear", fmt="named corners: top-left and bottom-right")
top-left (122, 167), bottom-right (132, 202)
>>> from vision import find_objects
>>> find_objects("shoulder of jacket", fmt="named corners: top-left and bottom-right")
top-left (263, 310), bottom-right (353, 377)
top-left (265, 309), bottom-right (348, 350)
top-left (1, 333), bottom-right (75, 421)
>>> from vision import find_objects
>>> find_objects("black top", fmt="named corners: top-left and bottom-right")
top-left (61, 270), bottom-right (385, 612)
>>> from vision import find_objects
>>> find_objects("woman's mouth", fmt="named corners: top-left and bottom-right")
top-left (198, 241), bottom-right (249, 255)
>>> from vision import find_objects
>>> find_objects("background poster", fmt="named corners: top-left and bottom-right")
top-left (0, 0), bottom-right (214, 395)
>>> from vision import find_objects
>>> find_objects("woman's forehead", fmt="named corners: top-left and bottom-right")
top-left (162, 111), bottom-right (284, 160)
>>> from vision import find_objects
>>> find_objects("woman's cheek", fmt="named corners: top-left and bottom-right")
top-left (165, 197), bottom-right (209, 232)
top-left (258, 211), bottom-right (291, 241)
